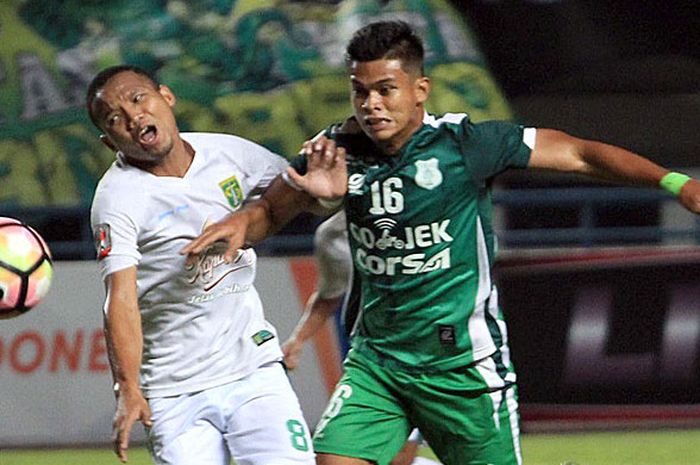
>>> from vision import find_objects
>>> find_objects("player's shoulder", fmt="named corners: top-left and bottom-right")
top-left (91, 159), bottom-right (145, 214)
top-left (423, 112), bottom-right (469, 129)
top-left (93, 157), bottom-right (143, 196)
top-left (423, 113), bottom-right (519, 134)
top-left (314, 211), bottom-right (350, 263)
top-left (182, 132), bottom-right (268, 153)
top-left (315, 210), bottom-right (347, 242)
top-left (182, 132), bottom-right (284, 170)
top-left (465, 118), bottom-right (522, 133)
top-left (419, 112), bottom-right (472, 143)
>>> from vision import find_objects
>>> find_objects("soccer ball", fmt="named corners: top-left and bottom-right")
top-left (0, 217), bottom-right (53, 319)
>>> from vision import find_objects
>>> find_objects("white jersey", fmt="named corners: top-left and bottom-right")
top-left (314, 210), bottom-right (351, 300)
top-left (90, 132), bottom-right (289, 398)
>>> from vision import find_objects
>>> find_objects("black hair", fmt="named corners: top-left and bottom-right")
top-left (85, 65), bottom-right (159, 127)
top-left (345, 20), bottom-right (425, 75)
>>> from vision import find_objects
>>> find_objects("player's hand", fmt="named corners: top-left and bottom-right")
top-left (282, 337), bottom-right (303, 370)
top-left (112, 385), bottom-right (152, 463)
top-left (180, 209), bottom-right (250, 262)
top-left (678, 179), bottom-right (700, 214)
top-left (287, 136), bottom-right (347, 203)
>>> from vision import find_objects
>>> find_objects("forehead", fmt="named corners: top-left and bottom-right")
top-left (93, 72), bottom-right (155, 105)
top-left (349, 59), bottom-right (410, 85)
top-left (90, 71), bottom-right (157, 120)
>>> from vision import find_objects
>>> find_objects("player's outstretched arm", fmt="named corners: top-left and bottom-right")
top-left (180, 176), bottom-right (319, 261)
top-left (282, 292), bottom-right (343, 370)
top-left (104, 267), bottom-right (152, 463)
top-left (676, 178), bottom-right (700, 213)
top-left (284, 210), bottom-right (350, 369)
top-left (182, 136), bottom-right (347, 261)
top-left (529, 128), bottom-right (700, 214)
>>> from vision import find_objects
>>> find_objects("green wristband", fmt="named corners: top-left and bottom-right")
top-left (660, 172), bottom-right (691, 196)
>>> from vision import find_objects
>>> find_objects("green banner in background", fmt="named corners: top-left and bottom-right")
top-left (0, 0), bottom-right (512, 208)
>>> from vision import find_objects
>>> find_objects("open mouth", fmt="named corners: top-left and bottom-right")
top-left (138, 125), bottom-right (158, 144)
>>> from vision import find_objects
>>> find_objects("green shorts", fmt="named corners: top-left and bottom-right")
top-left (312, 349), bottom-right (521, 465)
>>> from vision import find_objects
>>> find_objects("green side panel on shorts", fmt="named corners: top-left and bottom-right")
top-left (312, 352), bottom-right (411, 465)
top-left (314, 350), bottom-right (522, 465)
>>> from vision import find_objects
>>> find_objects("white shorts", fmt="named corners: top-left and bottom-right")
top-left (146, 362), bottom-right (315, 465)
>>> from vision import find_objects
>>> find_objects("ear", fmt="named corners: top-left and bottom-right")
top-left (158, 84), bottom-right (177, 108)
top-left (414, 76), bottom-right (430, 105)
top-left (100, 134), bottom-right (118, 153)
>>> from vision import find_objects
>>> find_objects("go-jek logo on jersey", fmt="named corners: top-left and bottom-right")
top-left (350, 218), bottom-right (453, 276)
top-left (350, 219), bottom-right (453, 251)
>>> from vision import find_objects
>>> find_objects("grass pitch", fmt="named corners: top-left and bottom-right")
top-left (2, 429), bottom-right (699, 465)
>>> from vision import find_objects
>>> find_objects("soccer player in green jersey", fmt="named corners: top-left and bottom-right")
top-left (183, 20), bottom-right (700, 465)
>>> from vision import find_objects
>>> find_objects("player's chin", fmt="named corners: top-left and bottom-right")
top-left (361, 125), bottom-right (392, 142)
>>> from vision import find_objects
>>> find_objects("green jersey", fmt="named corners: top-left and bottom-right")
top-left (293, 113), bottom-right (532, 372)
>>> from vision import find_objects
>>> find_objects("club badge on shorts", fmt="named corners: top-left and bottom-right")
top-left (414, 158), bottom-right (443, 190)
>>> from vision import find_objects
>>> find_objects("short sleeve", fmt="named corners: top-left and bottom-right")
top-left (257, 149), bottom-right (288, 188)
top-left (313, 212), bottom-right (351, 300)
top-left (461, 120), bottom-right (533, 181)
top-left (238, 142), bottom-right (289, 199)
top-left (90, 189), bottom-right (141, 282)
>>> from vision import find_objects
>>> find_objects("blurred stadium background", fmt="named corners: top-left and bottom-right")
top-left (1, 0), bottom-right (698, 463)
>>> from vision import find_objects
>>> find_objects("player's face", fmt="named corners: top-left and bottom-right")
top-left (349, 59), bottom-right (429, 154)
top-left (90, 71), bottom-right (179, 165)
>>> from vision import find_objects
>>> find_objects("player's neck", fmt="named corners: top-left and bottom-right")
top-left (145, 139), bottom-right (195, 178)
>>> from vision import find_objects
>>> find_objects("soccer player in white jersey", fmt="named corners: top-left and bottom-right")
top-left (282, 209), bottom-right (440, 465)
top-left (183, 21), bottom-right (700, 465)
top-left (87, 65), bottom-right (317, 465)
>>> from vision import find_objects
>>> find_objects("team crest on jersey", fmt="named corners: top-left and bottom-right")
top-left (93, 223), bottom-right (112, 260)
top-left (414, 158), bottom-right (443, 190)
top-left (219, 175), bottom-right (244, 209)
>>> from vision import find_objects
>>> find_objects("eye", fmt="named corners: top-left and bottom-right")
top-left (106, 114), bottom-right (120, 127)
top-left (133, 93), bottom-right (145, 103)
top-left (352, 87), bottom-right (368, 99)
top-left (379, 85), bottom-right (395, 96)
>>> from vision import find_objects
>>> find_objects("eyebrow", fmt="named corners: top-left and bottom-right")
top-left (351, 77), bottom-right (396, 87)
top-left (95, 85), bottom-right (152, 113)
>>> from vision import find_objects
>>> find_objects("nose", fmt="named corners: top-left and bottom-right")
top-left (361, 90), bottom-right (381, 112)
top-left (122, 105), bottom-right (143, 129)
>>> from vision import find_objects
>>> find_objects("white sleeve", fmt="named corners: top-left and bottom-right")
top-left (314, 212), bottom-right (352, 299)
top-left (238, 140), bottom-right (289, 199)
top-left (523, 127), bottom-right (537, 150)
top-left (90, 189), bottom-right (141, 282)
